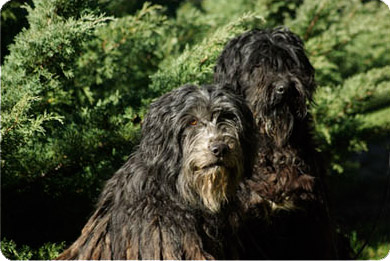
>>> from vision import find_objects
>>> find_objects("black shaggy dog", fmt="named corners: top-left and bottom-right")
top-left (215, 27), bottom-right (339, 259)
top-left (57, 84), bottom-right (257, 260)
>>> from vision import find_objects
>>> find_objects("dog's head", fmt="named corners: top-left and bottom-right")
top-left (139, 84), bottom-right (256, 213)
top-left (215, 27), bottom-right (316, 147)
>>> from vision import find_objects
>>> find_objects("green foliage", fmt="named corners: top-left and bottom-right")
top-left (1, 238), bottom-right (65, 260)
top-left (312, 66), bottom-right (390, 173)
top-left (1, 238), bottom-right (33, 260)
top-left (76, 3), bottom-right (168, 107)
top-left (1, 0), bottom-right (110, 190)
top-left (0, 0), bottom-right (31, 64)
top-left (287, 0), bottom-right (390, 85)
top-left (349, 231), bottom-right (390, 260)
top-left (1, 1), bottom-right (169, 197)
top-left (199, 0), bottom-right (301, 28)
top-left (359, 243), bottom-right (390, 260)
top-left (149, 12), bottom-right (264, 97)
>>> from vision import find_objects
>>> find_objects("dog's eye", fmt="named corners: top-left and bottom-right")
top-left (275, 84), bottom-right (286, 95)
top-left (188, 118), bottom-right (198, 126)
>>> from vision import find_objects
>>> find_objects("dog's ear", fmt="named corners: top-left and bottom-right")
top-left (236, 93), bottom-right (258, 177)
top-left (138, 85), bottom-right (200, 172)
top-left (139, 91), bottom-right (180, 169)
top-left (214, 37), bottom-right (245, 94)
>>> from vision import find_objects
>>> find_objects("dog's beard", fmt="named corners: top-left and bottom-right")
top-left (257, 87), bottom-right (307, 147)
top-left (262, 105), bottom-right (294, 147)
top-left (192, 165), bottom-right (230, 213)
top-left (178, 150), bottom-right (243, 213)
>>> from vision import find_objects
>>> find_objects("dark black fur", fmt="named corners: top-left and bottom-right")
top-left (57, 84), bottom-right (257, 260)
top-left (215, 27), bottom-right (341, 259)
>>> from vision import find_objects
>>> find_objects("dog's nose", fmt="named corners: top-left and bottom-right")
top-left (210, 142), bottom-right (229, 157)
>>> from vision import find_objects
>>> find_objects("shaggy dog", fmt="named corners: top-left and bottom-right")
top-left (57, 84), bottom-right (257, 260)
top-left (214, 27), bottom-right (339, 259)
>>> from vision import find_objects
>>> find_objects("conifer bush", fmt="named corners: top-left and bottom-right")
top-left (1, 0), bottom-right (389, 259)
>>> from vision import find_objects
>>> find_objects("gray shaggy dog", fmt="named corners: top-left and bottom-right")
top-left (215, 27), bottom-right (341, 259)
top-left (57, 84), bottom-right (257, 260)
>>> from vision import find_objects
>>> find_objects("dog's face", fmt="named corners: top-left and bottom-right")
top-left (215, 28), bottom-right (316, 147)
top-left (139, 84), bottom-right (256, 213)
top-left (141, 84), bottom-right (254, 214)
top-left (178, 103), bottom-right (245, 213)
top-left (245, 70), bottom-right (311, 147)
top-left (174, 85), bottom-right (256, 213)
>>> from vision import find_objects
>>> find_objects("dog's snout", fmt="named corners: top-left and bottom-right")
top-left (210, 142), bottom-right (229, 157)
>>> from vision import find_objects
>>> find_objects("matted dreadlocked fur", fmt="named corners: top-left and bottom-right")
top-left (215, 27), bottom-right (342, 259)
top-left (57, 84), bottom-right (257, 260)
